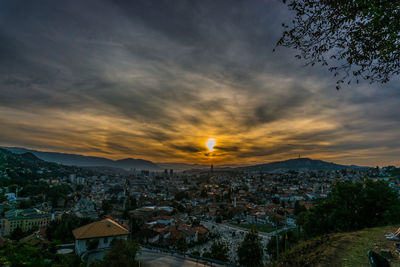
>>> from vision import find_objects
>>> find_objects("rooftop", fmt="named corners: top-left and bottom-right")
top-left (72, 218), bottom-right (129, 240)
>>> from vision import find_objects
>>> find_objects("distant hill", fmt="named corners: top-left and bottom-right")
top-left (156, 162), bottom-right (209, 171)
top-left (0, 147), bottom-right (65, 174)
top-left (0, 148), bottom-right (45, 168)
top-left (4, 147), bottom-right (160, 170)
top-left (240, 158), bottom-right (367, 172)
top-left (3, 147), bottom-right (368, 172)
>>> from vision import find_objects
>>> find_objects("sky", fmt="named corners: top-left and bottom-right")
top-left (0, 0), bottom-right (399, 166)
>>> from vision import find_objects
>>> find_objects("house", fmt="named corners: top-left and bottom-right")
top-left (72, 218), bottom-right (129, 257)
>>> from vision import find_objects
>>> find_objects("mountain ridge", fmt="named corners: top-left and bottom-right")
top-left (3, 146), bottom-right (368, 172)
top-left (4, 147), bottom-right (159, 170)
top-left (239, 157), bottom-right (368, 172)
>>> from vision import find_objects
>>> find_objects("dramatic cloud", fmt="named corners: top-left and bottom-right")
top-left (0, 0), bottom-right (399, 166)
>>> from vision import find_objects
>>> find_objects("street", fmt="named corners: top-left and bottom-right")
top-left (137, 249), bottom-right (223, 267)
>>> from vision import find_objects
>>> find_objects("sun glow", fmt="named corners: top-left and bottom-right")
top-left (206, 138), bottom-right (216, 152)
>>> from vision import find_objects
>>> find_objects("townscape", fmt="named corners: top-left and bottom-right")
top-left (0, 147), bottom-right (398, 266)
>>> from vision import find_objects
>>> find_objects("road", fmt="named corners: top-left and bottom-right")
top-left (217, 223), bottom-right (295, 237)
top-left (137, 249), bottom-right (223, 267)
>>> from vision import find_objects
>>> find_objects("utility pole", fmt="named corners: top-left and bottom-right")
top-left (276, 224), bottom-right (279, 260)
top-left (284, 210), bottom-right (288, 253)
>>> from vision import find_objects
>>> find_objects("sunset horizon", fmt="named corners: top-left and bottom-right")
top-left (0, 144), bottom-right (389, 168)
top-left (1, 2), bottom-right (399, 168)
top-left (1, 1), bottom-right (400, 265)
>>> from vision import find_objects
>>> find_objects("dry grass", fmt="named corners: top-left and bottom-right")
top-left (272, 225), bottom-right (400, 267)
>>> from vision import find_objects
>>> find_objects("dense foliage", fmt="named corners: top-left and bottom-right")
top-left (237, 227), bottom-right (263, 267)
top-left (278, 0), bottom-right (400, 88)
top-left (0, 243), bottom-right (46, 266)
top-left (47, 217), bottom-right (94, 244)
top-left (298, 180), bottom-right (400, 237)
top-left (89, 239), bottom-right (140, 267)
top-left (0, 242), bottom-right (80, 267)
top-left (203, 241), bottom-right (229, 262)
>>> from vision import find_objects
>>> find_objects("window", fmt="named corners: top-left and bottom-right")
top-left (104, 237), bottom-right (108, 244)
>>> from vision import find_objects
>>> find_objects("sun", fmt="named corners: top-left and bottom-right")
top-left (206, 138), bottom-right (216, 152)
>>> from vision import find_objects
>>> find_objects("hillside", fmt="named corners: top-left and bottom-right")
top-left (4, 147), bottom-right (159, 170)
top-left (272, 225), bottom-right (400, 267)
top-left (241, 158), bottom-right (366, 172)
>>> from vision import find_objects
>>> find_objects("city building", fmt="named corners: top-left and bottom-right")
top-left (0, 208), bottom-right (53, 237)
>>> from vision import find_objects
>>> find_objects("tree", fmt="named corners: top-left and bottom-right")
top-left (18, 199), bottom-right (32, 209)
top-left (102, 200), bottom-right (112, 214)
top-left (0, 243), bottom-right (47, 266)
top-left (174, 191), bottom-right (189, 201)
top-left (190, 250), bottom-right (200, 257)
top-left (200, 188), bottom-right (208, 198)
top-left (299, 180), bottom-right (400, 237)
top-left (294, 201), bottom-right (307, 216)
top-left (237, 227), bottom-right (263, 266)
top-left (47, 217), bottom-right (94, 243)
top-left (89, 239), bottom-right (140, 267)
top-left (277, 0), bottom-right (400, 88)
top-left (7, 184), bottom-right (18, 196)
top-left (176, 237), bottom-right (188, 253)
top-left (48, 184), bottom-right (72, 207)
top-left (129, 216), bottom-right (143, 235)
top-left (203, 241), bottom-right (229, 262)
top-left (10, 227), bottom-right (25, 240)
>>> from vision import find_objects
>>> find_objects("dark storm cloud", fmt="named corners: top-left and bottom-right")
top-left (168, 144), bottom-right (201, 153)
top-left (0, 0), bottom-right (399, 165)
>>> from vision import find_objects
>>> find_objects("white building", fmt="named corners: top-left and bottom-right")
top-left (72, 218), bottom-right (129, 258)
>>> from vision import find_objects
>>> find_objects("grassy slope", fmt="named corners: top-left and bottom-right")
top-left (272, 225), bottom-right (400, 267)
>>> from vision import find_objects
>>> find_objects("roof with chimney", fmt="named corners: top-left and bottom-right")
top-left (72, 218), bottom-right (129, 240)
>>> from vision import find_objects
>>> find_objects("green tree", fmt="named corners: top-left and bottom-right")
top-left (300, 180), bottom-right (400, 237)
top-left (174, 191), bottom-right (189, 201)
top-left (237, 227), bottom-right (263, 267)
top-left (0, 243), bottom-right (47, 266)
top-left (18, 199), bottom-right (32, 209)
top-left (190, 250), bottom-right (200, 257)
top-left (277, 0), bottom-right (400, 88)
top-left (102, 200), bottom-right (112, 214)
top-left (203, 241), bottom-right (229, 262)
top-left (200, 188), bottom-right (207, 198)
top-left (0, 193), bottom-right (7, 203)
top-left (176, 237), bottom-right (188, 253)
top-left (8, 184), bottom-right (18, 194)
top-left (48, 185), bottom-right (72, 207)
top-left (294, 201), bottom-right (307, 216)
top-left (10, 227), bottom-right (26, 240)
top-left (47, 217), bottom-right (94, 243)
top-left (129, 216), bottom-right (143, 235)
top-left (90, 239), bottom-right (140, 267)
